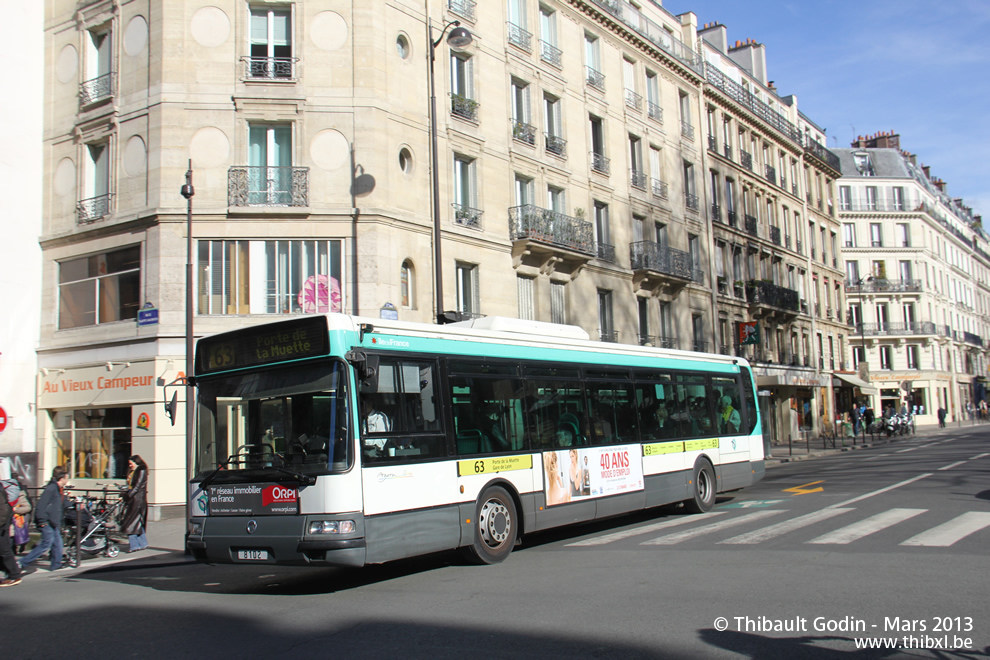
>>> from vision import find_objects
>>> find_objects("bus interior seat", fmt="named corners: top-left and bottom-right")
top-left (456, 429), bottom-right (492, 455)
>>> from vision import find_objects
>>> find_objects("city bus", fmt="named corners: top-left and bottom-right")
top-left (186, 314), bottom-right (764, 566)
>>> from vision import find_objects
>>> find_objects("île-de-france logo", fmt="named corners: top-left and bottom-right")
top-left (136, 412), bottom-right (151, 431)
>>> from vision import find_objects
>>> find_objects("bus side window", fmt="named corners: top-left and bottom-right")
top-left (363, 358), bottom-right (445, 462)
top-left (450, 375), bottom-right (529, 456)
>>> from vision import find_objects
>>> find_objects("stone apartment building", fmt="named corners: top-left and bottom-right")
top-left (835, 132), bottom-right (989, 425)
top-left (38, 0), bottom-right (845, 510)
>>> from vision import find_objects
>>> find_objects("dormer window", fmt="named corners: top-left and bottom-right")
top-left (852, 151), bottom-right (875, 176)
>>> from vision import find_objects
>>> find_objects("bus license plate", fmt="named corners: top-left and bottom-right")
top-left (237, 549), bottom-right (268, 561)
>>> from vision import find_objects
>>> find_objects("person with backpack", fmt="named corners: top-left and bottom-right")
top-left (19, 466), bottom-right (69, 573)
top-left (0, 459), bottom-right (26, 586)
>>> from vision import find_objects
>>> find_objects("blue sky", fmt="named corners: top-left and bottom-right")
top-left (664, 0), bottom-right (990, 219)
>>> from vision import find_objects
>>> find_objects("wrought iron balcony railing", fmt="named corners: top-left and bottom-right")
top-left (652, 178), bottom-right (669, 200)
top-left (629, 241), bottom-right (693, 280)
top-left (685, 192), bottom-right (699, 211)
top-left (76, 193), bottom-right (112, 224)
top-left (451, 93), bottom-right (479, 121)
top-left (745, 280), bottom-right (800, 312)
top-left (79, 72), bottom-right (115, 105)
top-left (242, 57), bottom-right (297, 80)
top-left (705, 63), bottom-right (802, 145)
top-left (540, 40), bottom-right (562, 68)
top-left (844, 278), bottom-right (923, 293)
top-left (803, 137), bottom-right (841, 172)
top-left (512, 120), bottom-right (536, 146)
top-left (586, 66), bottom-right (605, 92)
top-left (711, 203), bottom-right (721, 222)
top-left (708, 134), bottom-right (717, 151)
top-left (638, 334), bottom-right (655, 347)
top-left (744, 214), bottom-right (758, 237)
top-left (692, 341), bottom-right (709, 353)
top-left (769, 225), bottom-right (781, 246)
top-left (590, 151), bottom-right (610, 175)
top-left (545, 134), bottom-right (566, 158)
top-left (630, 169), bottom-right (648, 190)
top-left (507, 22), bottom-right (532, 51)
top-left (726, 210), bottom-right (737, 227)
top-left (680, 121), bottom-right (694, 140)
top-left (723, 144), bottom-right (732, 160)
top-left (647, 102), bottom-right (663, 123)
top-left (740, 149), bottom-right (753, 171)
top-left (508, 205), bottom-right (595, 256)
top-left (448, 0), bottom-right (476, 21)
top-left (596, 242), bottom-right (615, 262)
top-left (453, 203), bottom-right (483, 229)
top-left (857, 322), bottom-right (937, 337)
top-left (964, 331), bottom-right (984, 347)
top-left (599, 330), bottom-right (620, 343)
top-left (587, 0), bottom-right (703, 74)
top-left (625, 89), bottom-right (642, 111)
top-left (658, 337), bottom-right (678, 349)
top-left (228, 166), bottom-right (309, 207)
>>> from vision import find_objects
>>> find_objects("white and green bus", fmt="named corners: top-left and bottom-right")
top-left (187, 314), bottom-right (764, 566)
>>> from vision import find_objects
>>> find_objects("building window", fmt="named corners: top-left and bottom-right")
top-left (585, 33), bottom-right (603, 90)
top-left (594, 201), bottom-right (612, 261)
top-left (896, 223), bottom-right (909, 247)
top-left (249, 7), bottom-right (293, 78)
top-left (906, 345), bottom-right (919, 370)
top-left (865, 186), bottom-right (878, 211)
top-left (590, 115), bottom-right (607, 173)
top-left (550, 281), bottom-right (566, 324)
top-left (870, 223), bottom-right (883, 247)
top-left (678, 90), bottom-right (693, 138)
top-left (892, 186), bottom-right (905, 211)
top-left (880, 345), bottom-right (893, 370)
top-left (629, 135), bottom-right (645, 188)
top-left (510, 78), bottom-right (534, 144)
top-left (645, 70), bottom-right (661, 121)
top-left (58, 245), bottom-right (140, 329)
top-left (247, 123), bottom-right (294, 205)
top-left (453, 154), bottom-right (480, 226)
top-left (539, 6), bottom-right (561, 67)
top-left (517, 276), bottom-right (535, 320)
top-left (450, 54), bottom-right (477, 120)
top-left (456, 262), bottom-right (480, 316)
top-left (55, 408), bottom-right (131, 480)
top-left (80, 27), bottom-right (114, 104)
top-left (598, 289), bottom-right (615, 341)
top-left (842, 223), bottom-right (855, 247)
top-left (197, 239), bottom-right (343, 315)
top-left (78, 141), bottom-right (112, 223)
top-left (401, 260), bottom-right (415, 308)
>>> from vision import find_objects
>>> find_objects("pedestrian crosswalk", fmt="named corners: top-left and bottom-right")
top-left (565, 506), bottom-right (990, 549)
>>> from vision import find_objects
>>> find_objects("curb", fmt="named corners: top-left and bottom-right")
top-left (15, 546), bottom-right (188, 582)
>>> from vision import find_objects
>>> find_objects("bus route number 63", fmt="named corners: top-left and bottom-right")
top-left (208, 343), bottom-right (235, 370)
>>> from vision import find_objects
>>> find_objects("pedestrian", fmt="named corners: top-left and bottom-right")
top-left (864, 406), bottom-right (875, 432)
top-left (121, 455), bottom-right (149, 553)
top-left (19, 466), bottom-right (69, 573)
top-left (0, 459), bottom-right (25, 587)
top-left (937, 407), bottom-right (946, 428)
top-left (11, 474), bottom-right (33, 554)
top-left (851, 405), bottom-right (860, 436)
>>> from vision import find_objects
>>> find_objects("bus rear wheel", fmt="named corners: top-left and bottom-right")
top-left (463, 485), bottom-right (516, 565)
top-left (683, 459), bottom-right (716, 513)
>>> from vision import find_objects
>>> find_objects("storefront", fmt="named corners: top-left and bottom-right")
top-left (832, 372), bottom-right (880, 421)
top-left (754, 366), bottom-right (830, 448)
top-left (36, 359), bottom-right (186, 518)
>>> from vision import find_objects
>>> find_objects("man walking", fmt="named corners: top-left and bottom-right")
top-left (19, 467), bottom-right (69, 572)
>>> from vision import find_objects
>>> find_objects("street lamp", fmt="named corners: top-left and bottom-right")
top-left (428, 19), bottom-right (473, 324)
top-left (852, 276), bottom-right (873, 377)
top-left (180, 162), bottom-right (194, 553)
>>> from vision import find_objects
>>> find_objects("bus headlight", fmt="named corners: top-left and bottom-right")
top-left (308, 520), bottom-right (355, 535)
top-left (189, 520), bottom-right (203, 536)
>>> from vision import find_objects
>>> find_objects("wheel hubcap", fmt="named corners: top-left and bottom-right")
top-left (479, 499), bottom-right (510, 547)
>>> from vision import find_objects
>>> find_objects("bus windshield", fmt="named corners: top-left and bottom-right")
top-left (195, 360), bottom-right (351, 478)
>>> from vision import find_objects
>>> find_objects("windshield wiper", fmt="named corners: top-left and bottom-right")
top-left (268, 466), bottom-right (317, 486)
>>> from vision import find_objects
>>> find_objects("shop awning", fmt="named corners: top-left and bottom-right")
top-left (832, 372), bottom-right (879, 396)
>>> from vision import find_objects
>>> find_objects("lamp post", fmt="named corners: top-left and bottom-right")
top-left (180, 162), bottom-right (194, 552)
top-left (428, 19), bottom-right (473, 324)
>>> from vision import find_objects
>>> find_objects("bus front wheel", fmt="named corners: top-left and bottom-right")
top-left (463, 485), bottom-right (517, 565)
top-left (683, 459), bottom-right (716, 513)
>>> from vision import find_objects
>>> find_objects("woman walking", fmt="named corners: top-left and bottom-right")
top-left (121, 455), bottom-right (149, 552)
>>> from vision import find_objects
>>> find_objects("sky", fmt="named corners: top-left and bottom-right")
top-left (664, 0), bottom-right (990, 219)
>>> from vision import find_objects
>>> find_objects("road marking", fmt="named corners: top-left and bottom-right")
top-left (807, 508), bottom-right (927, 545)
top-left (566, 511), bottom-right (725, 546)
top-left (641, 510), bottom-right (785, 545)
top-left (900, 512), bottom-right (990, 547)
top-left (937, 461), bottom-right (966, 471)
top-left (721, 499), bottom-right (785, 509)
top-left (970, 452), bottom-right (990, 460)
top-left (827, 473), bottom-right (933, 509)
top-left (896, 442), bottom-right (938, 453)
top-left (719, 508), bottom-right (853, 545)
top-left (783, 480), bottom-right (824, 495)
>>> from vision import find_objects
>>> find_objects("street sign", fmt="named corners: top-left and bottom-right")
top-left (0, 406), bottom-right (7, 433)
top-left (138, 302), bottom-right (159, 326)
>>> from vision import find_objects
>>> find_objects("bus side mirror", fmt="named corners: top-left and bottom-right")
top-left (165, 391), bottom-right (178, 426)
top-left (346, 350), bottom-right (380, 393)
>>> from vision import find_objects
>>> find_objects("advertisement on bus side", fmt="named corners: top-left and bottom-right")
top-left (543, 444), bottom-right (644, 506)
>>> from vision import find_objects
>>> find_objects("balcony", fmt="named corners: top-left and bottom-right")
top-left (625, 89), bottom-right (643, 111)
top-left (545, 134), bottom-right (567, 158)
top-left (630, 169), bottom-right (648, 190)
top-left (630, 242), bottom-right (694, 285)
top-left (508, 205), bottom-right (595, 264)
top-left (647, 102), bottom-right (663, 123)
top-left (704, 63), bottom-right (802, 145)
top-left (596, 242), bottom-right (616, 262)
top-left (651, 179), bottom-right (669, 201)
top-left (588, 0), bottom-right (703, 74)
top-left (964, 331), bottom-right (984, 347)
top-left (511, 120), bottom-right (536, 146)
top-left (708, 134), bottom-right (717, 151)
top-left (76, 193), bottom-right (113, 224)
top-left (740, 150), bottom-right (753, 171)
top-left (803, 137), bottom-right (842, 174)
top-left (453, 203), bottom-right (483, 230)
top-left (711, 203), bottom-right (721, 223)
top-left (448, 0), bottom-right (476, 21)
top-left (744, 214), bottom-right (758, 237)
top-left (590, 152), bottom-right (610, 175)
top-left (242, 57), bottom-right (297, 80)
top-left (844, 278), bottom-right (922, 294)
top-left (507, 22), bottom-right (532, 51)
top-left (540, 40), bottom-right (562, 68)
top-left (692, 341), bottom-right (709, 353)
top-left (599, 330), bottom-right (620, 343)
top-left (227, 166), bottom-right (309, 207)
top-left (680, 121), bottom-right (694, 140)
top-left (769, 225), bottom-right (781, 246)
top-left (658, 337), bottom-right (678, 349)
top-left (723, 144), bottom-right (732, 160)
top-left (79, 72), bottom-right (115, 106)
top-left (638, 335), bottom-right (655, 347)
top-left (586, 66), bottom-right (605, 92)
top-left (765, 164), bottom-right (777, 186)
top-left (745, 280), bottom-right (800, 317)
top-left (451, 93), bottom-right (479, 121)
top-left (857, 322), bottom-right (937, 337)
top-left (685, 192), bottom-right (699, 212)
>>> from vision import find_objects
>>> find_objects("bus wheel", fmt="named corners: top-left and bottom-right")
top-left (684, 459), bottom-right (716, 513)
top-left (463, 486), bottom-right (516, 565)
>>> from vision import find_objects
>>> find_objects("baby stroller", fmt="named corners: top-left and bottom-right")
top-left (62, 492), bottom-right (125, 566)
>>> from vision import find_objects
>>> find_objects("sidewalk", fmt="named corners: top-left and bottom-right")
top-left (764, 421), bottom-right (965, 466)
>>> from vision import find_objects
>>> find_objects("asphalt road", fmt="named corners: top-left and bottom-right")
top-left (3, 427), bottom-right (988, 659)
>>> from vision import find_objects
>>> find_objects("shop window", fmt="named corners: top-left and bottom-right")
top-left (54, 407), bottom-right (132, 480)
top-left (58, 246), bottom-right (140, 329)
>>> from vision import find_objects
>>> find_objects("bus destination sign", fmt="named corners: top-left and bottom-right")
top-left (208, 483), bottom-right (299, 516)
top-left (196, 316), bottom-right (330, 375)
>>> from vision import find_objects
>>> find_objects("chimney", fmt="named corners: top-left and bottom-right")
top-left (922, 165), bottom-right (931, 180)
